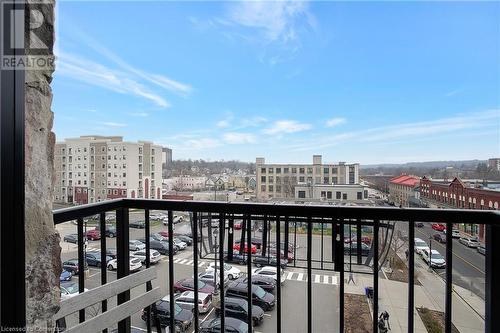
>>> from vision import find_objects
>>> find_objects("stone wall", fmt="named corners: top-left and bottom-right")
top-left (24, 0), bottom-right (60, 331)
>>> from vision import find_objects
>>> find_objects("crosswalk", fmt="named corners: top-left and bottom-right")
top-left (166, 253), bottom-right (339, 286)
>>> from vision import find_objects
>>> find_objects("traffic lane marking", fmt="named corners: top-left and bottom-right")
top-left (416, 229), bottom-right (485, 275)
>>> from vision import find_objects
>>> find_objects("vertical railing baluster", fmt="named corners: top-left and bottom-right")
top-left (116, 207), bottom-right (130, 333)
top-left (227, 214), bottom-right (234, 261)
top-left (337, 219), bottom-right (344, 333)
top-left (276, 215), bottom-right (282, 333)
top-left (262, 215), bottom-right (268, 257)
top-left (77, 217), bottom-right (85, 323)
top-left (373, 219), bottom-right (379, 333)
top-left (445, 221), bottom-right (453, 333)
top-left (293, 221), bottom-right (297, 268)
top-left (99, 212), bottom-right (107, 333)
top-left (246, 213), bottom-right (253, 333)
top-left (193, 212), bottom-right (199, 333)
top-left (485, 224), bottom-right (500, 333)
top-left (321, 220), bottom-right (324, 270)
top-left (356, 219), bottom-right (362, 265)
top-left (408, 220), bottom-right (415, 333)
top-left (219, 212), bottom-right (226, 332)
top-left (307, 215), bottom-right (312, 333)
top-left (167, 210), bottom-right (175, 333)
top-left (144, 209), bottom-right (151, 333)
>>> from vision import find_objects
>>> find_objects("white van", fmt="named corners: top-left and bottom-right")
top-left (163, 291), bottom-right (212, 314)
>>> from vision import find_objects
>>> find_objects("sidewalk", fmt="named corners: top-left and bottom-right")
top-left (343, 259), bottom-right (484, 332)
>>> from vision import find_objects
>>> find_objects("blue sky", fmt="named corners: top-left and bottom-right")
top-left (52, 1), bottom-right (500, 164)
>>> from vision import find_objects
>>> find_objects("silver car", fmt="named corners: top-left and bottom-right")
top-left (459, 237), bottom-right (480, 248)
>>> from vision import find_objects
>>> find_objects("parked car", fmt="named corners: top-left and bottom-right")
top-left (173, 238), bottom-right (187, 250)
top-left (344, 242), bottom-right (371, 256)
top-left (477, 245), bottom-right (486, 255)
top-left (132, 249), bottom-right (162, 264)
top-left (253, 256), bottom-right (287, 269)
top-left (141, 300), bottom-right (193, 331)
top-left (63, 233), bottom-right (78, 244)
top-left (60, 269), bottom-right (72, 282)
top-left (149, 239), bottom-right (178, 255)
top-left (173, 278), bottom-right (215, 295)
top-left (129, 220), bottom-right (145, 229)
top-left (85, 252), bottom-right (112, 267)
top-left (414, 238), bottom-right (430, 255)
top-left (62, 258), bottom-right (87, 275)
top-left (269, 248), bottom-right (294, 263)
top-left (416, 222), bottom-right (425, 228)
top-left (459, 237), bottom-right (480, 248)
top-left (431, 223), bottom-right (446, 232)
top-left (94, 225), bottom-right (116, 238)
top-left (207, 262), bottom-right (241, 280)
top-left (158, 230), bottom-right (169, 238)
top-left (235, 275), bottom-right (276, 293)
top-left (197, 270), bottom-right (228, 287)
top-left (215, 296), bottom-right (264, 326)
top-left (223, 252), bottom-right (247, 265)
top-left (60, 281), bottom-right (88, 300)
top-left (250, 238), bottom-right (263, 249)
top-left (172, 291), bottom-right (213, 314)
top-left (151, 233), bottom-right (168, 242)
top-left (233, 243), bottom-right (257, 254)
top-left (422, 249), bottom-right (446, 268)
top-left (433, 233), bottom-right (446, 243)
top-left (200, 317), bottom-right (248, 333)
top-left (225, 281), bottom-right (275, 311)
top-left (252, 266), bottom-right (286, 284)
top-left (84, 229), bottom-right (101, 240)
top-left (446, 229), bottom-right (461, 238)
top-left (105, 248), bottom-right (118, 259)
top-left (176, 235), bottom-right (193, 246)
top-left (107, 257), bottom-right (142, 272)
top-left (233, 221), bottom-right (243, 230)
top-left (269, 241), bottom-right (296, 253)
top-left (129, 240), bottom-right (146, 251)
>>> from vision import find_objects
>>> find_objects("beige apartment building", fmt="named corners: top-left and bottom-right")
top-left (54, 136), bottom-right (163, 204)
top-left (256, 155), bottom-right (360, 200)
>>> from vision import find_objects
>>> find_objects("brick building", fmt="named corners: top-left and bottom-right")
top-left (388, 174), bottom-right (420, 207)
top-left (420, 177), bottom-right (500, 241)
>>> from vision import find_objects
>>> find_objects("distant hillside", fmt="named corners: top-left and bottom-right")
top-left (361, 160), bottom-right (485, 170)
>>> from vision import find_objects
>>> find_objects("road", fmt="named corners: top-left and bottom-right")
top-left (412, 222), bottom-right (485, 299)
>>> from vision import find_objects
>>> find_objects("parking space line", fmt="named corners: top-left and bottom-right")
top-left (296, 273), bottom-right (304, 281)
top-left (179, 259), bottom-right (189, 265)
top-left (286, 272), bottom-right (295, 280)
top-left (314, 275), bottom-right (321, 283)
top-left (186, 260), bottom-right (194, 265)
top-left (198, 262), bottom-right (206, 267)
top-left (331, 276), bottom-right (338, 285)
top-left (174, 258), bottom-right (183, 263)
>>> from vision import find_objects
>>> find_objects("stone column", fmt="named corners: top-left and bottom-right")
top-left (24, 0), bottom-right (60, 331)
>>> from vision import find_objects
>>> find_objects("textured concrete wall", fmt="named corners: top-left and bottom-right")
top-left (24, 0), bottom-right (60, 331)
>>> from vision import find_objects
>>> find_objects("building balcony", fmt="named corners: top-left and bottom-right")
top-left (40, 199), bottom-right (500, 333)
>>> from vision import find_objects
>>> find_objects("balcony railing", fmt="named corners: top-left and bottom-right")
top-left (48, 198), bottom-right (500, 333)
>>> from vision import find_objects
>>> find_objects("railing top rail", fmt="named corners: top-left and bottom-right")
top-left (53, 198), bottom-right (500, 225)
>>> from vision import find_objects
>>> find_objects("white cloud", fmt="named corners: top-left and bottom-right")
top-left (217, 120), bottom-right (231, 128)
top-left (128, 112), bottom-right (149, 117)
top-left (263, 120), bottom-right (312, 135)
top-left (227, 1), bottom-right (313, 44)
top-left (186, 138), bottom-right (221, 150)
top-left (325, 117), bottom-right (346, 128)
top-left (56, 53), bottom-right (171, 108)
top-left (99, 121), bottom-right (127, 128)
top-left (223, 132), bottom-right (256, 144)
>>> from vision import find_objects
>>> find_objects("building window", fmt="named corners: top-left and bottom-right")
top-left (298, 191), bottom-right (306, 198)
top-left (332, 168), bottom-right (338, 174)
top-left (323, 177), bottom-right (329, 184)
top-left (269, 176), bottom-right (274, 183)
top-left (268, 168), bottom-right (274, 173)
top-left (324, 167), bottom-right (329, 174)
top-left (321, 191), bottom-right (326, 198)
top-left (357, 192), bottom-right (362, 200)
top-left (343, 193), bottom-right (347, 200)
top-left (292, 168), bottom-right (297, 174)
top-left (261, 185), bottom-right (266, 192)
top-left (276, 185), bottom-right (281, 192)
top-left (276, 168), bottom-right (281, 174)
top-left (336, 192), bottom-right (341, 199)
top-left (299, 176), bottom-right (305, 182)
top-left (299, 168), bottom-right (305, 174)
top-left (284, 168), bottom-right (289, 173)
top-left (269, 185), bottom-right (274, 192)
top-left (332, 177), bottom-right (338, 184)
top-left (307, 168), bottom-right (313, 174)
top-left (261, 176), bottom-right (266, 182)
top-left (327, 191), bottom-right (332, 199)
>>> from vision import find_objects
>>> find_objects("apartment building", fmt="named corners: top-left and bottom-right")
top-left (256, 155), bottom-right (359, 200)
top-left (488, 158), bottom-right (500, 171)
top-left (54, 136), bottom-right (163, 204)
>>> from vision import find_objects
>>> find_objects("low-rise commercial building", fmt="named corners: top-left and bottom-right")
top-left (388, 174), bottom-right (420, 207)
top-left (256, 155), bottom-right (359, 200)
top-left (294, 184), bottom-right (368, 202)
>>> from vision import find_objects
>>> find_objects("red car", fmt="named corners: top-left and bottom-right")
top-left (84, 230), bottom-right (101, 240)
top-left (432, 223), bottom-right (446, 232)
top-left (158, 230), bottom-right (169, 238)
top-left (173, 278), bottom-right (215, 294)
top-left (233, 221), bottom-right (243, 230)
top-left (271, 249), bottom-right (294, 263)
top-left (233, 243), bottom-right (257, 254)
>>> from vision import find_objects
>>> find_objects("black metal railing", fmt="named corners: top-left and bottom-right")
top-left (52, 198), bottom-right (500, 333)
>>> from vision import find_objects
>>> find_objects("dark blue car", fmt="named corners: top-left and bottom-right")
top-left (60, 269), bottom-right (72, 281)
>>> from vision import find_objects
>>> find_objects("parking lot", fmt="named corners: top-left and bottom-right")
top-left (57, 210), bottom-right (341, 333)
